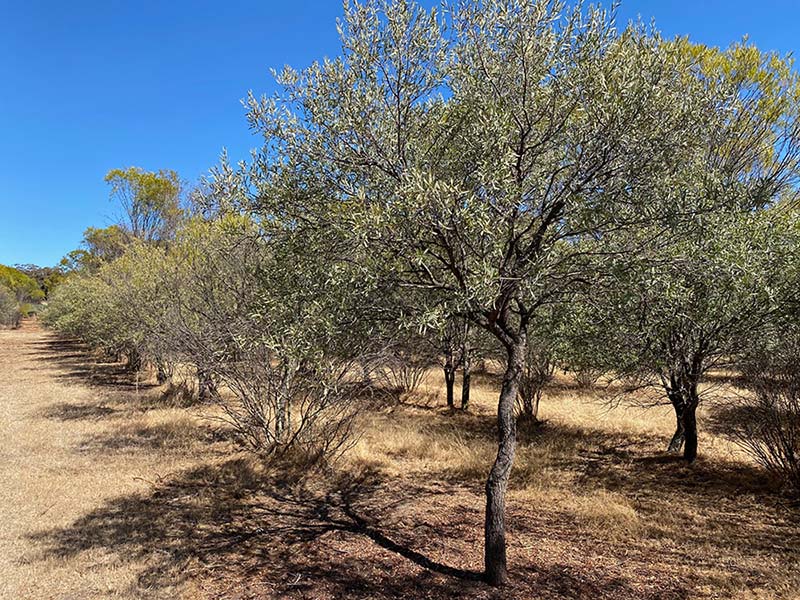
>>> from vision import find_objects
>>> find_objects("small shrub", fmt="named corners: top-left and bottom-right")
top-left (0, 287), bottom-right (21, 328)
top-left (575, 367), bottom-right (603, 390)
top-left (735, 333), bottom-right (800, 494)
top-left (380, 347), bottom-right (432, 395)
top-left (517, 342), bottom-right (555, 421)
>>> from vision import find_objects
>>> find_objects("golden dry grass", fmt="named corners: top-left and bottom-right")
top-left (0, 320), bottom-right (228, 599)
top-left (2, 321), bottom-right (799, 599)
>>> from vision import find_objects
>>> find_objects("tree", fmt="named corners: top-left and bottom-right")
top-left (154, 213), bottom-right (388, 457)
top-left (564, 41), bottom-right (800, 463)
top-left (579, 209), bottom-right (800, 462)
top-left (61, 225), bottom-right (129, 273)
top-left (105, 167), bottom-right (183, 243)
top-left (13, 264), bottom-right (66, 299)
top-left (244, 0), bottom-right (721, 584)
top-left (0, 263), bottom-right (44, 319)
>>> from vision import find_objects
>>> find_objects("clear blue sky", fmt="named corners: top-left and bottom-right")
top-left (1, 1), bottom-right (798, 267)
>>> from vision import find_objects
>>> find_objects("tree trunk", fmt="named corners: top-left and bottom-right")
top-left (275, 364), bottom-right (295, 444)
top-left (444, 350), bottom-right (455, 409)
top-left (276, 389), bottom-right (288, 443)
top-left (520, 391), bottom-right (540, 422)
top-left (682, 400), bottom-right (699, 463)
top-left (461, 354), bottom-right (471, 410)
top-left (667, 395), bottom-right (685, 453)
top-left (484, 338), bottom-right (524, 586)
top-left (444, 367), bottom-right (455, 408)
top-left (127, 348), bottom-right (142, 373)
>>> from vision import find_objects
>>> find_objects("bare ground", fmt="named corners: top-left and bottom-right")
top-left (2, 321), bottom-right (799, 599)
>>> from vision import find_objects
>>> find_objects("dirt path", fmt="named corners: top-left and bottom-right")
top-left (0, 321), bottom-right (203, 599)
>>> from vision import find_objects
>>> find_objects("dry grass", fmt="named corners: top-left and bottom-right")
top-left (2, 321), bottom-right (799, 599)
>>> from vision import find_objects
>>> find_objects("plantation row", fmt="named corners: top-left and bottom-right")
top-left (34, 0), bottom-right (800, 586)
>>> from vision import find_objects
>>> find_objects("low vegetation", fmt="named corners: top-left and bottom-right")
top-left (0, 263), bottom-right (50, 327)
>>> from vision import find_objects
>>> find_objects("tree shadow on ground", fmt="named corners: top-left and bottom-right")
top-left (27, 408), bottom-right (800, 598)
top-left (27, 458), bottom-right (498, 599)
top-left (72, 420), bottom-right (224, 455)
top-left (23, 335), bottom-right (800, 598)
top-left (42, 401), bottom-right (120, 421)
top-left (419, 410), bottom-right (800, 593)
top-left (28, 337), bottom-right (203, 420)
top-left (26, 337), bottom-right (156, 391)
top-left (27, 452), bottom-right (687, 599)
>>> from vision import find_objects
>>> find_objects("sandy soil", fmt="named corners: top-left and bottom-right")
top-left (2, 320), bottom-right (799, 599)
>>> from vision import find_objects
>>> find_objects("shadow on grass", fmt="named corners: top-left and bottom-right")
top-left (28, 458), bottom-right (488, 599)
top-left (22, 334), bottom-right (800, 598)
top-left (73, 420), bottom-right (223, 455)
top-left (29, 337), bottom-right (204, 421)
top-left (26, 337), bottom-right (156, 392)
top-left (419, 409), bottom-right (800, 570)
top-left (42, 402), bottom-right (119, 421)
top-left (25, 406), bottom-right (800, 599)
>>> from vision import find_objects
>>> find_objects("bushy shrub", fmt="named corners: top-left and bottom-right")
top-left (0, 286), bottom-right (21, 328)
top-left (734, 330), bottom-right (800, 494)
top-left (517, 341), bottom-right (555, 422)
top-left (380, 345), bottom-right (433, 395)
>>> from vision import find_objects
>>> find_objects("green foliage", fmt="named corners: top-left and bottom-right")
top-left (0, 286), bottom-right (20, 328)
top-left (13, 264), bottom-right (67, 299)
top-left (105, 166), bottom-right (183, 242)
top-left (35, 0), bottom-right (800, 583)
top-left (580, 209), bottom-right (799, 380)
top-left (0, 264), bottom-right (45, 303)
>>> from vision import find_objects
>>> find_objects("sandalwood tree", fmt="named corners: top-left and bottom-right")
top-left (583, 210), bottom-right (800, 462)
top-left (242, 0), bottom-right (723, 584)
top-left (562, 42), bottom-right (800, 462)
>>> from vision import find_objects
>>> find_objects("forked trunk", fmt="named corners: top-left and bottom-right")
top-left (484, 338), bottom-right (524, 586)
top-left (520, 392), bottom-right (540, 422)
top-left (667, 394), bottom-right (685, 453)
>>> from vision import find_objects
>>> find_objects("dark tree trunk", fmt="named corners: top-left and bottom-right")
top-left (127, 348), bottom-right (142, 373)
top-left (682, 400), bottom-right (699, 463)
top-left (461, 355), bottom-right (471, 410)
top-left (484, 338), bottom-right (524, 586)
top-left (444, 350), bottom-right (456, 408)
top-left (667, 394), bottom-right (685, 453)
top-left (444, 366), bottom-right (455, 408)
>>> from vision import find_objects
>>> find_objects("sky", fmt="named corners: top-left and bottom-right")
top-left (1, 1), bottom-right (799, 267)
